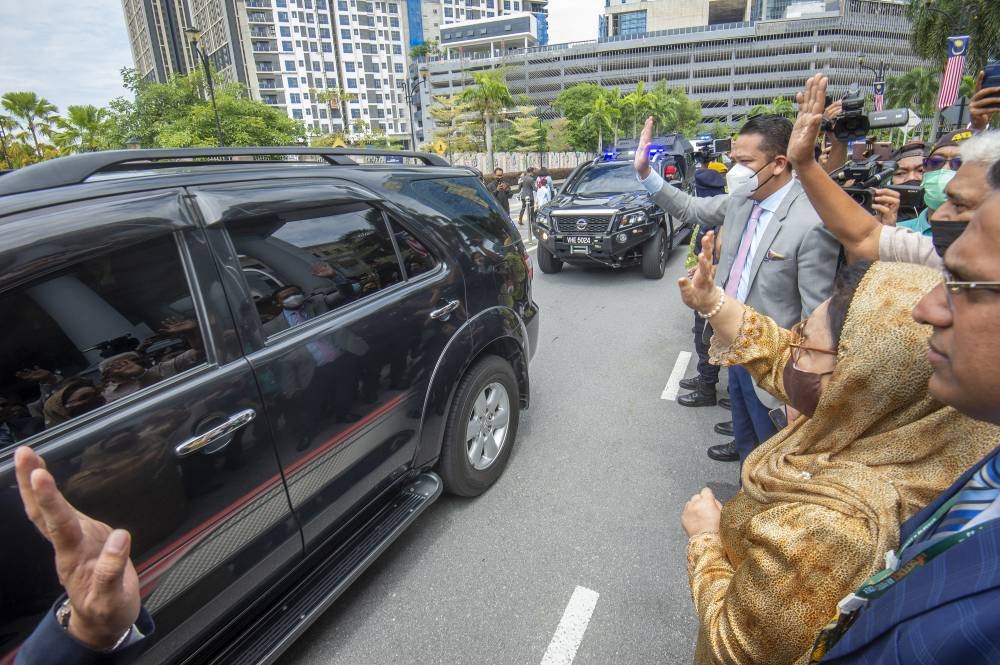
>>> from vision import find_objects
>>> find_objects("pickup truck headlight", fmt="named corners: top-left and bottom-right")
top-left (535, 211), bottom-right (551, 228)
top-left (618, 210), bottom-right (647, 229)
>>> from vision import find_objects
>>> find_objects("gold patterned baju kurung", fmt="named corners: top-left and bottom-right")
top-left (686, 262), bottom-right (1000, 665)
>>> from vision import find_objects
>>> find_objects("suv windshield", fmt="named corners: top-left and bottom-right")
top-left (569, 162), bottom-right (645, 196)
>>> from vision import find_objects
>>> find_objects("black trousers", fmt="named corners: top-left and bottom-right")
top-left (692, 311), bottom-right (720, 386)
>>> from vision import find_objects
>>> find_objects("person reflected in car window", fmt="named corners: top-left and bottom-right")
top-left (100, 319), bottom-right (203, 403)
top-left (42, 379), bottom-right (106, 428)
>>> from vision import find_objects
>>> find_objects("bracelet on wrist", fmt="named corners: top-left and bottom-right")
top-left (699, 288), bottom-right (726, 319)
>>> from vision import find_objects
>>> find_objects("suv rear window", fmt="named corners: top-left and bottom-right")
top-left (0, 235), bottom-right (206, 445)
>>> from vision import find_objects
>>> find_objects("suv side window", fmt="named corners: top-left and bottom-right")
top-left (403, 176), bottom-right (515, 245)
top-left (0, 235), bottom-right (206, 445)
top-left (224, 203), bottom-right (406, 336)
top-left (388, 217), bottom-right (437, 278)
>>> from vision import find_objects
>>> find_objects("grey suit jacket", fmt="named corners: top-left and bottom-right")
top-left (653, 178), bottom-right (842, 405)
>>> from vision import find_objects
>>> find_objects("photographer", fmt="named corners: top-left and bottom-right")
top-left (896, 131), bottom-right (969, 235)
top-left (487, 167), bottom-right (511, 215)
top-left (789, 74), bottom-right (1000, 268)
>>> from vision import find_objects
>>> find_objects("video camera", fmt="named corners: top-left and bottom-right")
top-left (830, 151), bottom-right (895, 214)
top-left (822, 83), bottom-right (909, 142)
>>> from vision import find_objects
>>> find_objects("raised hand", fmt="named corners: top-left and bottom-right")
top-left (15, 367), bottom-right (56, 384)
top-left (159, 316), bottom-right (197, 336)
top-left (678, 231), bottom-right (719, 314)
top-left (871, 187), bottom-right (901, 226)
top-left (14, 446), bottom-right (141, 650)
top-left (634, 116), bottom-right (654, 179)
top-left (789, 74), bottom-right (829, 168)
top-left (970, 70), bottom-right (1000, 132)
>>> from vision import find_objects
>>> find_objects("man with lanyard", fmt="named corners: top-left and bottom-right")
top-left (810, 158), bottom-right (1000, 664)
top-left (635, 114), bottom-right (839, 464)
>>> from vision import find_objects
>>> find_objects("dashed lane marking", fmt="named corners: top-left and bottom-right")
top-left (660, 351), bottom-right (692, 401)
top-left (540, 586), bottom-right (600, 665)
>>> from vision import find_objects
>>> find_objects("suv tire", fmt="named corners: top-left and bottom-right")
top-left (536, 245), bottom-right (563, 274)
top-left (438, 355), bottom-right (520, 497)
top-left (641, 225), bottom-right (668, 279)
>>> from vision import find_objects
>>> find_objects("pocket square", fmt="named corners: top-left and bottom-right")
top-left (765, 250), bottom-right (786, 261)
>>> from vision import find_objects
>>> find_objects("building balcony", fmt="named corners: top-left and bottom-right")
top-left (245, 0), bottom-right (271, 6)
top-left (252, 42), bottom-right (278, 53)
top-left (247, 12), bottom-right (272, 23)
top-left (249, 28), bottom-right (277, 38)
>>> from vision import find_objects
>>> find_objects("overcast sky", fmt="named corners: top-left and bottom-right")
top-left (0, 0), bottom-right (604, 111)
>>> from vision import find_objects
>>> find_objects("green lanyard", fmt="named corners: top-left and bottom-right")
top-left (807, 493), bottom-right (994, 664)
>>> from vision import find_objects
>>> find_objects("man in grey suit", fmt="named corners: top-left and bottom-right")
top-left (634, 114), bottom-right (841, 463)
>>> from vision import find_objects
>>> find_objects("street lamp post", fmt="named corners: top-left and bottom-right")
top-left (405, 64), bottom-right (430, 151)
top-left (184, 27), bottom-right (226, 147)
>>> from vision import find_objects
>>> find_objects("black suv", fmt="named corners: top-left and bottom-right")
top-left (0, 148), bottom-right (538, 664)
top-left (533, 134), bottom-right (695, 279)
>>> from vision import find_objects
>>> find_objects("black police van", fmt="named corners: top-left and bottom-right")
top-left (533, 134), bottom-right (695, 279)
top-left (0, 147), bottom-right (538, 664)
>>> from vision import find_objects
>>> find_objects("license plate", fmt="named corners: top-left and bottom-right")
top-left (566, 236), bottom-right (592, 244)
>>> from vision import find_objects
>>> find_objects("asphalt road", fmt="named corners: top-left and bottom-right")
top-left (279, 236), bottom-right (741, 665)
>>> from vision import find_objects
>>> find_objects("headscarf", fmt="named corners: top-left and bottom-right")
top-left (742, 261), bottom-right (1000, 563)
top-left (42, 377), bottom-right (100, 427)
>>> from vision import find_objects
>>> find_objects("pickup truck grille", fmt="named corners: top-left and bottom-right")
top-left (552, 214), bottom-right (614, 234)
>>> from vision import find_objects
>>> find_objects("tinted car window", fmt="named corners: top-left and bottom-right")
top-left (223, 203), bottom-right (405, 336)
top-left (403, 176), bottom-right (515, 245)
top-left (389, 217), bottom-right (437, 278)
top-left (0, 234), bottom-right (206, 445)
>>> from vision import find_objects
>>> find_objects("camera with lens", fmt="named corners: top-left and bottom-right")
top-left (821, 83), bottom-right (909, 142)
top-left (831, 153), bottom-right (896, 214)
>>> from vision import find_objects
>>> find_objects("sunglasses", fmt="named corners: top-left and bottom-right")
top-left (923, 155), bottom-right (962, 171)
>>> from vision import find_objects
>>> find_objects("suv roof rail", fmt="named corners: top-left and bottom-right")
top-left (0, 147), bottom-right (452, 197)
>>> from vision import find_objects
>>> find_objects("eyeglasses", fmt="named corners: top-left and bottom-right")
top-left (788, 320), bottom-right (838, 365)
top-left (923, 155), bottom-right (962, 172)
top-left (941, 268), bottom-right (1000, 309)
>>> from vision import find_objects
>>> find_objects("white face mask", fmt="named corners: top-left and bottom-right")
top-left (726, 163), bottom-right (760, 198)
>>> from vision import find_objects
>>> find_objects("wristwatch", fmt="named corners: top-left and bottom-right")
top-left (57, 599), bottom-right (135, 653)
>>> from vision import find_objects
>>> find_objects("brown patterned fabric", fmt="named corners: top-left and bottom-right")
top-left (686, 261), bottom-right (1000, 665)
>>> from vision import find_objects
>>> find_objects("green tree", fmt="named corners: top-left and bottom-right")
top-left (460, 69), bottom-right (514, 171)
top-left (104, 68), bottom-right (303, 148)
top-left (748, 96), bottom-right (795, 119)
top-left (1, 91), bottom-right (58, 159)
top-left (646, 81), bottom-right (702, 136)
top-left (312, 87), bottom-right (358, 127)
top-left (427, 94), bottom-right (481, 157)
top-left (52, 105), bottom-right (110, 154)
top-left (0, 113), bottom-right (17, 168)
top-left (579, 93), bottom-right (620, 152)
top-left (618, 81), bottom-right (652, 137)
top-left (887, 66), bottom-right (940, 138)
top-left (545, 117), bottom-right (573, 152)
top-left (409, 39), bottom-right (439, 60)
top-left (552, 83), bottom-right (607, 151)
top-left (908, 0), bottom-right (1000, 73)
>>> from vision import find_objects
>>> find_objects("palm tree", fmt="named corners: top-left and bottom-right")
top-left (579, 93), bottom-right (621, 152)
top-left (53, 105), bottom-right (109, 154)
top-left (908, 0), bottom-right (1000, 73)
top-left (460, 69), bottom-right (514, 171)
top-left (887, 67), bottom-right (940, 138)
top-left (619, 81), bottom-right (651, 137)
top-left (1, 91), bottom-right (57, 159)
top-left (0, 114), bottom-right (16, 169)
top-left (749, 97), bottom-right (795, 119)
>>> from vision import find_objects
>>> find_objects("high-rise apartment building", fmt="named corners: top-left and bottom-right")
top-left (407, 0), bottom-right (549, 47)
top-left (121, 0), bottom-right (412, 141)
top-left (122, 0), bottom-right (195, 81)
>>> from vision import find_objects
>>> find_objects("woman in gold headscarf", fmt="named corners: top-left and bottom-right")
top-left (676, 232), bottom-right (1000, 665)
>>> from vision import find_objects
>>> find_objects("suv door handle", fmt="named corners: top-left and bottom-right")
top-left (174, 409), bottom-right (256, 458)
top-left (430, 300), bottom-right (460, 321)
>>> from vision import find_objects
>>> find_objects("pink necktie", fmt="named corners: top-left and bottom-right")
top-left (725, 204), bottom-right (764, 301)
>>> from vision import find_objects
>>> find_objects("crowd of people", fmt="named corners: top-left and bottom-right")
top-left (10, 68), bottom-right (1000, 663)
top-left (640, 70), bottom-right (1000, 663)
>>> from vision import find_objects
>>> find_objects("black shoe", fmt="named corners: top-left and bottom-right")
top-left (677, 387), bottom-right (717, 407)
top-left (707, 441), bottom-right (739, 462)
top-left (714, 420), bottom-right (734, 436)
top-left (679, 375), bottom-right (706, 391)
top-left (719, 397), bottom-right (731, 410)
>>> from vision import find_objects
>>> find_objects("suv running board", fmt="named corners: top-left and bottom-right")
top-left (207, 472), bottom-right (442, 665)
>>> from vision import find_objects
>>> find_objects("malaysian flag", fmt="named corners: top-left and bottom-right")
top-left (873, 81), bottom-right (885, 112)
top-left (937, 35), bottom-right (970, 110)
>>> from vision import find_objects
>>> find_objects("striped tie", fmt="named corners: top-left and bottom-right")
top-left (927, 453), bottom-right (1000, 543)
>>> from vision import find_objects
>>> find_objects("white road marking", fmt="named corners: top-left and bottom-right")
top-left (660, 351), bottom-right (692, 401)
top-left (540, 586), bottom-right (600, 665)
